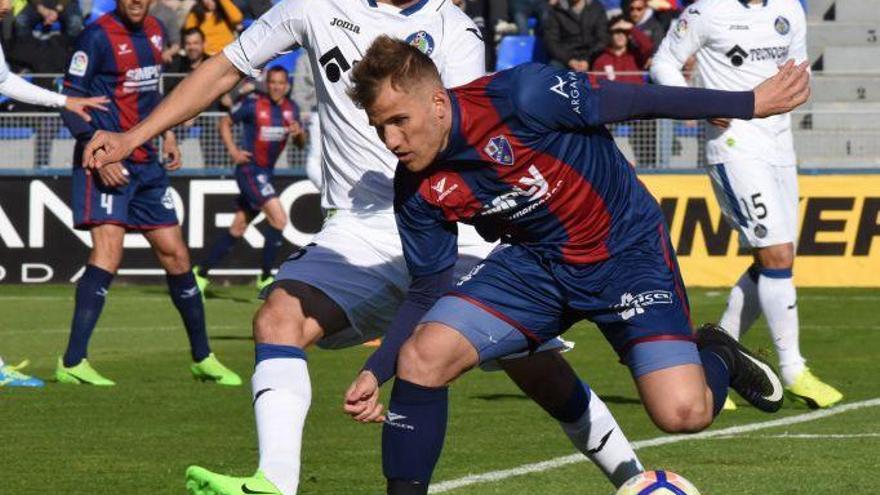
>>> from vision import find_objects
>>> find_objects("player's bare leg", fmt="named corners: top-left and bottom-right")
top-left (144, 225), bottom-right (241, 385)
top-left (58, 224), bottom-right (125, 385)
top-left (245, 283), bottom-right (349, 494)
top-left (635, 364), bottom-right (715, 433)
top-left (501, 352), bottom-right (643, 486)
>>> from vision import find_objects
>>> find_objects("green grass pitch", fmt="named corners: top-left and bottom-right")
top-left (2, 284), bottom-right (878, 494)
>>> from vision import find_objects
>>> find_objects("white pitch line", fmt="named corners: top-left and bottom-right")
top-left (429, 398), bottom-right (880, 493)
top-left (712, 433), bottom-right (880, 440)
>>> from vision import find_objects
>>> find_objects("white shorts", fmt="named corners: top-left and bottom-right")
top-left (706, 161), bottom-right (798, 249)
top-left (274, 210), bottom-right (568, 359)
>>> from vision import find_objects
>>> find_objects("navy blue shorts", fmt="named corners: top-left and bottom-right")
top-left (72, 161), bottom-right (178, 231)
top-left (235, 164), bottom-right (277, 213)
top-left (421, 224), bottom-right (699, 377)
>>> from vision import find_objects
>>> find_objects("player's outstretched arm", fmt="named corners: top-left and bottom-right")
top-left (84, 53), bottom-right (245, 169)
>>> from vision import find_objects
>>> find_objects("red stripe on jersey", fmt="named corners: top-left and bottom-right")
top-left (143, 17), bottom-right (165, 66)
top-left (254, 97), bottom-right (271, 167)
top-left (418, 171), bottom-right (483, 222)
top-left (101, 16), bottom-right (146, 161)
top-left (454, 82), bottom-right (612, 264)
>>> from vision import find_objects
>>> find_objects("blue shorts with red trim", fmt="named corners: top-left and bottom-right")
top-left (72, 160), bottom-right (178, 231)
top-left (420, 225), bottom-right (698, 377)
top-left (235, 164), bottom-right (276, 213)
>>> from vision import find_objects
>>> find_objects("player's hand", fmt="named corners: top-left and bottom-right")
top-left (343, 370), bottom-right (385, 423)
top-left (231, 148), bottom-right (253, 165)
top-left (85, 130), bottom-right (137, 170)
top-left (708, 118), bottom-right (731, 128)
top-left (162, 132), bottom-right (182, 170)
top-left (96, 161), bottom-right (130, 188)
top-left (288, 120), bottom-right (305, 139)
top-left (753, 60), bottom-right (811, 118)
top-left (65, 96), bottom-right (110, 122)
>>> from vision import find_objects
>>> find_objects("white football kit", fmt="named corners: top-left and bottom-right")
top-left (224, 0), bottom-right (519, 348)
top-left (651, 0), bottom-right (807, 247)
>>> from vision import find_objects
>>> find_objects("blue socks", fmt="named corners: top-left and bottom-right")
top-left (167, 271), bottom-right (211, 362)
top-left (63, 264), bottom-right (114, 367)
top-left (200, 232), bottom-right (238, 275)
top-left (262, 226), bottom-right (283, 278)
top-left (383, 379), bottom-right (449, 486)
top-left (700, 349), bottom-right (731, 416)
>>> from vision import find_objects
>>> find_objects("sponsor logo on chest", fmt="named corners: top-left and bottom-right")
top-left (330, 17), bottom-right (360, 34)
top-left (259, 126), bottom-right (289, 142)
top-left (123, 65), bottom-right (161, 93)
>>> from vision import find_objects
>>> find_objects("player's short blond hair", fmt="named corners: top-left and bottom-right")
top-left (348, 35), bottom-right (442, 110)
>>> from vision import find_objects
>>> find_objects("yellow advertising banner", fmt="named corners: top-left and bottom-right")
top-left (640, 174), bottom-right (880, 287)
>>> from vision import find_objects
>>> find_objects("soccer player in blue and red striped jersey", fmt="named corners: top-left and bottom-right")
top-left (342, 36), bottom-right (810, 493)
top-left (57, 0), bottom-right (240, 387)
top-left (195, 66), bottom-right (306, 292)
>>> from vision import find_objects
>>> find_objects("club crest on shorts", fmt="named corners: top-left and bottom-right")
top-left (774, 16), bottom-right (790, 35)
top-left (161, 189), bottom-right (175, 210)
top-left (484, 135), bottom-right (514, 165)
top-left (406, 31), bottom-right (435, 56)
top-left (754, 224), bottom-right (768, 239)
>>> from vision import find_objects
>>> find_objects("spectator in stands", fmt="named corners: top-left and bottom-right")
top-left (592, 15), bottom-right (652, 84)
top-left (184, 0), bottom-right (242, 56)
top-left (623, 0), bottom-right (664, 54)
top-left (592, 15), bottom-right (656, 167)
top-left (167, 27), bottom-right (209, 73)
top-left (166, 27), bottom-right (229, 167)
top-left (543, 0), bottom-right (609, 73)
top-left (14, 0), bottom-right (83, 42)
top-left (151, 0), bottom-right (183, 63)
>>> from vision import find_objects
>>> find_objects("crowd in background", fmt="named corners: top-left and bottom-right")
top-left (0, 0), bottom-right (809, 170)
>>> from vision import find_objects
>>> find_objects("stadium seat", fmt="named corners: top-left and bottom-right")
top-left (0, 127), bottom-right (35, 140)
top-left (495, 35), bottom-right (547, 71)
top-left (86, 0), bottom-right (117, 24)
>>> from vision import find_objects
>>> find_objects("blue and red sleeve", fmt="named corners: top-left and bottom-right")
top-left (360, 167), bottom-right (459, 384)
top-left (510, 63), bottom-right (755, 130)
top-left (394, 167), bottom-right (459, 278)
top-left (62, 27), bottom-right (104, 141)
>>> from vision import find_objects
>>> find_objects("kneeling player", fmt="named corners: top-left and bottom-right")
top-left (195, 66), bottom-right (306, 293)
top-left (344, 37), bottom-right (810, 493)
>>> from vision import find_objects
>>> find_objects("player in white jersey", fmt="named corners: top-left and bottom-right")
top-left (651, 0), bottom-right (842, 410)
top-left (82, 0), bottom-right (644, 493)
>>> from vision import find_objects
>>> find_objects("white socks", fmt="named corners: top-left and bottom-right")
top-left (559, 389), bottom-right (644, 488)
top-left (758, 270), bottom-right (806, 385)
top-left (719, 268), bottom-right (761, 340)
top-left (253, 358), bottom-right (312, 495)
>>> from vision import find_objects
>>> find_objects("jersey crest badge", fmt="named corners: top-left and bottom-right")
top-left (406, 31), bottom-right (435, 56)
top-left (484, 135), bottom-right (514, 166)
top-left (774, 16), bottom-right (790, 35)
top-left (151, 34), bottom-right (163, 51)
top-left (673, 19), bottom-right (688, 38)
top-left (68, 51), bottom-right (88, 77)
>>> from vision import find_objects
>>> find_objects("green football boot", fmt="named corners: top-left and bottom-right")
top-left (193, 266), bottom-right (211, 302)
top-left (185, 466), bottom-right (282, 495)
top-left (256, 274), bottom-right (275, 292)
top-left (55, 357), bottom-right (115, 386)
top-left (785, 368), bottom-right (843, 409)
top-left (191, 353), bottom-right (242, 386)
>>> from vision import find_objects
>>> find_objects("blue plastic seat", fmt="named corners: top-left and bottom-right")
top-left (495, 35), bottom-right (547, 71)
top-left (86, 0), bottom-right (117, 24)
top-left (0, 127), bottom-right (36, 139)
